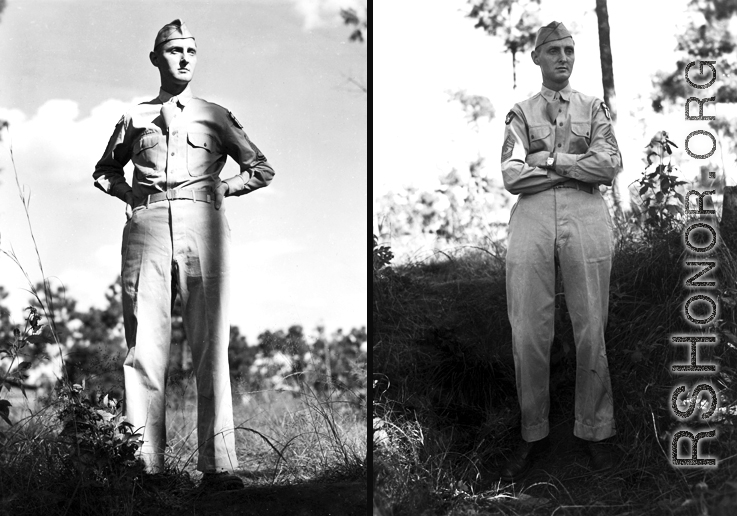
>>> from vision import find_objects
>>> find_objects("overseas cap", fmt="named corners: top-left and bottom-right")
top-left (534, 21), bottom-right (573, 50)
top-left (154, 19), bottom-right (195, 50)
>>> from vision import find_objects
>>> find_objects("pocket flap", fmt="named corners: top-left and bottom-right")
top-left (134, 134), bottom-right (159, 154)
top-left (529, 126), bottom-right (551, 141)
top-left (571, 123), bottom-right (591, 137)
top-left (187, 132), bottom-right (215, 152)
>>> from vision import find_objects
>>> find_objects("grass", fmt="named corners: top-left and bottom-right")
top-left (0, 374), bottom-right (367, 516)
top-left (165, 375), bottom-right (367, 483)
top-left (373, 224), bottom-right (737, 516)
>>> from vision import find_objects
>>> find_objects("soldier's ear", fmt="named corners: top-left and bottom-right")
top-left (149, 51), bottom-right (159, 67)
top-left (531, 50), bottom-right (539, 65)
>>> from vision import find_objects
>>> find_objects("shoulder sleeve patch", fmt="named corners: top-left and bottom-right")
top-left (505, 110), bottom-right (516, 125)
top-left (603, 125), bottom-right (619, 151)
top-left (228, 111), bottom-right (244, 129)
top-left (600, 102), bottom-right (611, 120)
top-left (501, 134), bottom-right (515, 162)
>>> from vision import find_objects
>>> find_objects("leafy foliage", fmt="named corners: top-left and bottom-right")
top-left (376, 158), bottom-right (511, 248)
top-left (630, 131), bottom-right (688, 232)
top-left (245, 325), bottom-right (367, 398)
top-left (56, 384), bottom-right (143, 487)
top-left (652, 0), bottom-right (737, 110)
top-left (373, 234), bottom-right (393, 274)
top-left (651, 0), bottom-right (737, 170)
top-left (340, 6), bottom-right (367, 43)
top-left (0, 306), bottom-right (55, 425)
top-left (447, 89), bottom-right (495, 126)
top-left (465, 0), bottom-right (542, 88)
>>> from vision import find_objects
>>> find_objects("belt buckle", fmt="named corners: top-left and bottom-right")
top-left (165, 189), bottom-right (174, 201)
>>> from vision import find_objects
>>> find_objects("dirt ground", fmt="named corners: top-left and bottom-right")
top-left (190, 479), bottom-right (367, 516)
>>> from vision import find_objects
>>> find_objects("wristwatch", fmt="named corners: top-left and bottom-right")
top-left (546, 152), bottom-right (556, 168)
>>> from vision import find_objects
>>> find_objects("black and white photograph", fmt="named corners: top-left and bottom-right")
top-left (374, 0), bottom-right (736, 514)
top-left (0, 1), bottom-right (367, 514)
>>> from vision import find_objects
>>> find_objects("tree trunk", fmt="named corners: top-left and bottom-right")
top-left (595, 0), bottom-right (623, 221)
top-left (595, 0), bottom-right (617, 122)
top-left (721, 186), bottom-right (737, 254)
top-left (512, 49), bottom-right (517, 90)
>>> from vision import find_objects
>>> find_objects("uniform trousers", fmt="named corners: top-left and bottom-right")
top-left (121, 199), bottom-right (237, 472)
top-left (506, 187), bottom-right (616, 442)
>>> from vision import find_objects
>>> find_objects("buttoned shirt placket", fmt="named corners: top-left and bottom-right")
top-left (547, 90), bottom-right (570, 249)
top-left (164, 98), bottom-right (185, 192)
top-left (158, 94), bottom-right (190, 269)
top-left (544, 88), bottom-right (570, 156)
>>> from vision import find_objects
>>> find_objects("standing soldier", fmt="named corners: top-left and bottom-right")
top-left (93, 19), bottom-right (275, 490)
top-left (499, 21), bottom-right (621, 481)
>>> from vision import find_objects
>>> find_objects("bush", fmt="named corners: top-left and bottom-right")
top-left (56, 384), bottom-right (143, 488)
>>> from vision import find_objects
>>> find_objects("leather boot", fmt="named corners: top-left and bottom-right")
top-left (499, 437), bottom-right (549, 481)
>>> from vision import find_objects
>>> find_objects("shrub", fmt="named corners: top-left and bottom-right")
top-left (56, 383), bottom-right (143, 488)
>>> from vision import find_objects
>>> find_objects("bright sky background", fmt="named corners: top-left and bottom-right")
top-left (375, 0), bottom-right (736, 256)
top-left (0, 0), bottom-right (367, 343)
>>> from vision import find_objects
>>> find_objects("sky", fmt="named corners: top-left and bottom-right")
top-left (374, 0), bottom-right (735, 256)
top-left (0, 0), bottom-right (367, 344)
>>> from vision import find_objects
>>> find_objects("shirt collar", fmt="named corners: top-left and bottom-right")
top-left (540, 83), bottom-right (573, 102)
top-left (158, 85), bottom-right (194, 106)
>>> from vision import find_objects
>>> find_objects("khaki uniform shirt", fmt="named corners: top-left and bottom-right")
top-left (501, 84), bottom-right (621, 195)
top-left (93, 86), bottom-right (275, 202)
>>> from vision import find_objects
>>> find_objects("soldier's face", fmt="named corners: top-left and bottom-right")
top-left (151, 38), bottom-right (198, 85)
top-left (532, 37), bottom-right (575, 85)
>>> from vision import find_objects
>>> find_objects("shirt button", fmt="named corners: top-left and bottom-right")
top-left (559, 122), bottom-right (563, 126)
top-left (557, 143), bottom-right (562, 148)
top-left (172, 131), bottom-right (177, 136)
top-left (171, 152), bottom-right (175, 156)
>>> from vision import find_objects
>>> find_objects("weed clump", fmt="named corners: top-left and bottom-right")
top-left (56, 384), bottom-right (143, 488)
top-left (0, 308), bottom-right (196, 516)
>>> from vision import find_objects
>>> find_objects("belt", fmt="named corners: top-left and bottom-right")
top-left (136, 188), bottom-right (213, 208)
top-left (553, 179), bottom-right (595, 194)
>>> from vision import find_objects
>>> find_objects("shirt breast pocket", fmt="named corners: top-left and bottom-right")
top-left (132, 133), bottom-right (163, 176)
top-left (528, 126), bottom-right (551, 153)
top-left (570, 122), bottom-right (591, 154)
top-left (187, 132), bottom-right (220, 176)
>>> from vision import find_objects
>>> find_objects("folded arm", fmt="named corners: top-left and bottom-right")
top-left (501, 109), bottom-right (558, 195)
top-left (551, 102), bottom-right (622, 185)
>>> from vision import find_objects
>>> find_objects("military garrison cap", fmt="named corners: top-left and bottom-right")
top-left (534, 21), bottom-right (573, 50)
top-left (154, 19), bottom-right (195, 50)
